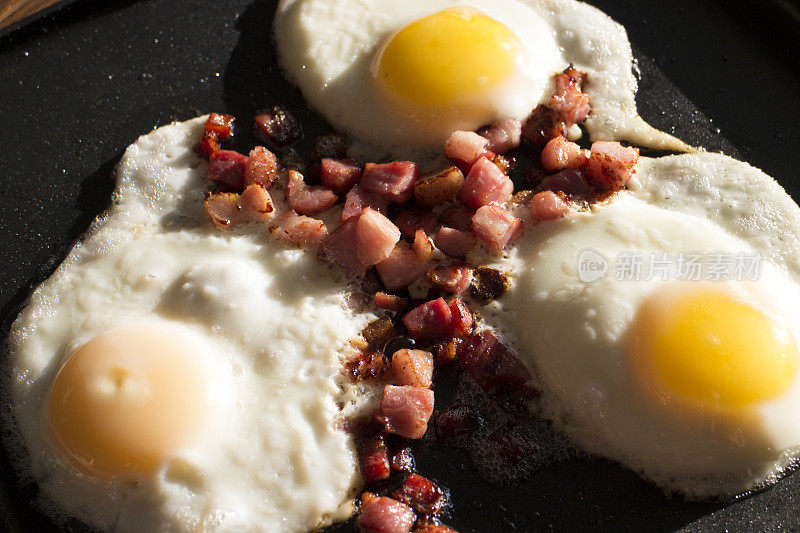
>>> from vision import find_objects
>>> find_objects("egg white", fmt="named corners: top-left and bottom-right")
top-left (6, 117), bottom-right (375, 531)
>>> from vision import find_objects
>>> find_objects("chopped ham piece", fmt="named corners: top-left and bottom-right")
top-left (378, 385), bottom-right (435, 439)
top-left (270, 211), bottom-right (328, 248)
top-left (208, 149), bottom-right (247, 190)
top-left (319, 216), bottom-right (363, 276)
top-left (391, 473), bottom-right (445, 515)
top-left (428, 264), bottom-right (472, 295)
top-left (521, 105), bottom-right (566, 148)
top-left (448, 298), bottom-right (474, 337)
top-left (539, 168), bottom-right (592, 197)
top-left (412, 229), bottom-right (434, 262)
top-left (478, 118), bottom-right (522, 154)
top-left (356, 208), bottom-right (402, 266)
top-left (195, 132), bottom-right (220, 158)
top-left (438, 205), bottom-right (475, 232)
top-left (360, 434), bottom-right (391, 484)
top-left (204, 113), bottom-right (235, 140)
top-left (550, 70), bottom-right (591, 125)
top-left (530, 191), bottom-right (569, 222)
top-left (320, 158), bottom-right (362, 195)
top-left (204, 184), bottom-right (274, 230)
top-left (471, 205), bottom-right (523, 252)
top-left (444, 130), bottom-right (490, 167)
top-left (456, 330), bottom-right (530, 391)
top-left (586, 141), bottom-right (639, 190)
top-left (311, 133), bottom-right (349, 160)
top-left (390, 447), bottom-right (415, 473)
top-left (540, 136), bottom-right (589, 173)
top-left (376, 245), bottom-right (429, 291)
top-left (392, 349), bottom-right (434, 388)
top-left (433, 227), bottom-right (475, 260)
top-left (402, 298), bottom-right (453, 344)
top-left (362, 161), bottom-right (420, 205)
top-left (345, 350), bottom-right (391, 382)
top-left (253, 105), bottom-right (302, 148)
top-left (242, 146), bottom-right (278, 189)
top-left (413, 166), bottom-right (465, 208)
top-left (374, 291), bottom-right (408, 313)
top-left (460, 157), bottom-right (514, 210)
top-left (286, 169), bottom-right (338, 216)
top-left (357, 496), bottom-right (416, 533)
top-left (394, 208), bottom-right (440, 238)
top-left (343, 184), bottom-right (389, 221)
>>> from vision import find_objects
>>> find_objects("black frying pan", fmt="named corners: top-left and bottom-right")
top-left (1, 0), bottom-right (799, 531)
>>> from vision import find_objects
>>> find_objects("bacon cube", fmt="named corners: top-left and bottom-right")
top-left (253, 105), bottom-right (302, 147)
top-left (318, 216), bottom-right (363, 276)
top-left (402, 298), bottom-right (453, 344)
top-left (208, 149), bottom-right (248, 191)
top-left (376, 245), bottom-right (429, 291)
top-left (392, 349), bottom-right (434, 388)
top-left (550, 70), bottom-right (591, 125)
top-left (343, 184), bottom-right (389, 221)
top-left (374, 292), bottom-right (409, 313)
top-left (360, 434), bottom-right (391, 484)
top-left (286, 169), bottom-right (339, 216)
top-left (204, 113), bottom-right (235, 140)
top-left (356, 207), bottom-right (402, 266)
top-left (478, 117), bottom-right (522, 154)
top-left (412, 229), bottom-right (434, 262)
top-left (521, 105), bottom-right (566, 148)
top-left (204, 185), bottom-right (274, 230)
top-left (456, 330), bottom-right (530, 391)
top-left (433, 227), bottom-right (476, 260)
top-left (539, 168), bottom-right (592, 197)
top-left (391, 473), bottom-right (445, 515)
top-left (460, 157), bottom-right (514, 209)
top-left (448, 298), bottom-right (474, 338)
top-left (270, 211), bottom-right (328, 248)
top-left (530, 190), bottom-right (569, 222)
top-left (242, 146), bottom-right (279, 189)
top-left (378, 385), bottom-right (435, 439)
top-left (586, 141), bottom-right (639, 190)
top-left (413, 166), bottom-right (465, 208)
top-left (320, 158), bottom-right (362, 196)
top-left (357, 496), bottom-right (416, 533)
top-left (471, 205), bottom-right (523, 252)
top-left (444, 130), bottom-right (490, 167)
top-left (540, 136), bottom-right (589, 174)
top-left (362, 161), bottom-right (420, 205)
top-left (427, 264), bottom-right (472, 295)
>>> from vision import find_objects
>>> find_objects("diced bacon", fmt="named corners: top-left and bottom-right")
top-left (391, 473), bottom-right (445, 515)
top-left (311, 133), bottom-right (349, 160)
top-left (530, 190), bottom-right (569, 222)
top-left (242, 146), bottom-right (279, 189)
top-left (392, 349), bottom-right (434, 388)
top-left (360, 434), bottom-right (391, 484)
top-left (563, 66), bottom-right (588, 88)
top-left (320, 158), bottom-right (362, 195)
top-left (319, 216), bottom-right (364, 276)
top-left (204, 185), bottom-right (274, 230)
top-left (521, 105), bottom-right (566, 148)
top-left (427, 264), bottom-right (472, 295)
top-left (286, 169), bottom-right (339, 216)
top-left (374, 291), bottom-right (409, 313)
top-left (378, 385), bottom-right (435, 440)
top-left (357, 496), bottom-right (416, 533)
top-left (433, 227), bottom-right (475, 260)
top-left (270, 211), bottom-right (328, 248)
top-left (478, 118), bottom-right (522, 154)
top-left (356, 208), bottom-right (402, 266)
top-left (413, 166), bottom-right (465, 208)
top-left (343, 184), bottom-right (389, 221)
top-left (460, 157), bottom-right (514, 210)
top-left (438, 205), bottom-right (475, 232)
top-left (393, 208), bottom-right (440, 238)
top-left (345, 350), bottom-right (391, 382)
top-left (448, 298), bottom-right (474, 338)
top-left (208, 149), bottom-right (248, 190)
top-left (539, 168), bottom-right (592, 197)
top-left (456, 330), bottom-right (530, 391)
top-left (471, 267), bottom-right (510, 303)
top-left (402, 298), bottom-right (453, 344)
top-left (550, 71), bottom-right (591, 125)
top-left (196, 132), bottom-right (220, 158)
top-left (390, 447), bottom-right (415, 473)
top-left (204, 113), bottom-right (235, 140)
top-left (362, 492), bottom-right (380, 507)
top-left (362, 162), bottom-right (420, 205)
top-left (471, 205), bottom-right (523, 252)
top-left (444, 131), bottom-right (490, 167)
top-left (540, 136), bottom-right (589, 174)
top-left (376, 245), bottom-right (429, 291)
top-left (253, 105), bottom-right (302, 148)
top-left (586, 141), bottom-right (639, 190)
top-left (412, 229), bottom-right (434, 262)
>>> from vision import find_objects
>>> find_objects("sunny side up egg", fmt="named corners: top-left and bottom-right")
top-left (6, 117), bottom-right (375, 531)
top-left (483, 152), bottom-right (800, 498)
top-left (274, 0), bottom-right (690, 160)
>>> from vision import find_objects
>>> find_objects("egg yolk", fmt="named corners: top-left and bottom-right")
top-left (374, 8), bottom-right (520, 106)
top-left (46, 325), bottom-right (211, 479)
top-left (631, 287), bottom-right (798, 409)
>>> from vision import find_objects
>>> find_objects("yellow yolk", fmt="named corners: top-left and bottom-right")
top-left (631, 287), bottom-right (798, 409)
top-left (374, 8), bottom-right (520, 106)
top-left (46, 325), bottom-right (211, 479)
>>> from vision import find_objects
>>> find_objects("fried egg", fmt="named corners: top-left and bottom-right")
top-left (274, 0), bottom-right (689, 158)
top-left (7, 117), bottom-right (374, 531)
top-left (486, 153), bottom-right (800, 497)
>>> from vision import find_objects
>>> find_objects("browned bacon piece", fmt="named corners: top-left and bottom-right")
top-left (242, 146), bottom-right (279, 189)
top-left (286, 169), bottom-right (338, 216)
top-left (478, 117), bottom-right (522, 155)
top-left (392, 473), bottom-right (445, 515)
top-left (539, 168), bottom-right (592, 197)
top-left (208, 149), bottom-right (248, 191)
top-left (311, 133), bottom-right (349, 160)
top-left (456, 330), bottom-right (530, 391)
top-left (448, 298), bottom-right (474, 338)
top-left (377, 385), bottom-right (435, 439)
top-left (394, 208), bottom-right (440, 239)
top-left (270, 211), bottom-right (328, 248)
top-left (438, 205), bottom-right (474, 232)
top-left (460, 156), bottom-right (514, 210)
top-left (204, 184), bottom-right (274, 230)
top-left (540, 136), bottom-right (589, 174)
top-left (550, 69), bottom-right (591, 125)
top-left (402, 298), bottom-right (453, 345)
top-left (470, 267), bottom-right (509, 303)
top-left (346, 350), bottom-right (391, 382)
top-left (362, 161), bottom-right (420, 205)
top-left (357, 495), bottom-right (416, 533)
top-left (356, 208), bottom-right (402, 266)
top-left (433, 227), bottom-right (476, 260)
top-left (392, 349), bottom-right (434, 388)
top-left (413, 166), bottom-right (465, 208)
top-left (374, 291), bottom-right (409, 313)
top-left (444, 130), bottom-right (491, 167)
top-left (586, 141), bottom-right (639, 190)
top-left (196, 132), bottom-right (220, 158)
top-left (320, 158), bottom-right (362, 196)
top-left (521, 105), bottom-right (566, 148)
top-left (318, 216), bottom-right (364, 276)
top-left (343, 184), bottom-right (389, 221)
top-left (360, 434), bottom-right (391, 484)
top-left (530, 190), bottom-right (569, 222)
top-left (253, 105), bottom-right (302, 148)
top-left (412, 229), bottom-right (434, 262)
top-left (471, 205), bottom-right (523, 252)
top-left (390, 447), bottom-right (415, 473)
top-left (376, 245), bottom-right (429, 291)
top-left (427, 264), bottom-right (471, 295)
top-left (205, 113), bottom-right (235, 140)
